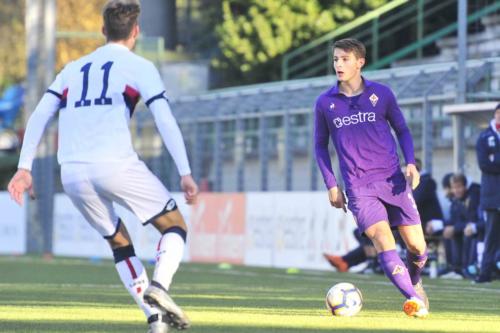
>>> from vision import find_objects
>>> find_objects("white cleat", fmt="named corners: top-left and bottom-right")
top-left (403, 297), bottom-right (429, 318)
top-left (147, 313), bottom-right (169, 333)
top-left (144, 284), bottom-right (190, 330)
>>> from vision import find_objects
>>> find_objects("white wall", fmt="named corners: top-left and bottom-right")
top-left (0, 191), bottom-right (359, 271)
top-left (52, 192), bottom-right (357, 270)
top-left (0, 193), bottom-right (26, 254)
top-left (52, 193), bottom-right (191, 260)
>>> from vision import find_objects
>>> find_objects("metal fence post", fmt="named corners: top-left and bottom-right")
top-left (417, 0), bottom-right (424, 59)
top-left (284, 111), bottom-right (292, 191)
top-left (327, 41), bottom-right (334, 76)
top-left (371, 17), bottom-right (379, 63)
top-left (259, 114), bottom-right (268, 191)
top-left (454, 0), bottom-right (467, 172)
top-left (235, 115), bottom-right (245, 191)
top-left (25, 0), bottom-right (56, 255)
top-left (422, 68), bottom-right (455, 174)
top-left (193, 121), bottom-right (204, 184)
top-left (309, 112), bottom-right (318, 191)
top-left (214, 118), bottom-right (223, 191)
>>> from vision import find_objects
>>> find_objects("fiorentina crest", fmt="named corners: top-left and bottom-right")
top-left (392, 265), bottom-right (406, 276)
top-left (369, 93), bottom-right (379, 107)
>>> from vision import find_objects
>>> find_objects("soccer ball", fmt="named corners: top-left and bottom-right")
top-left (325, 282), bottom-right (363, 317)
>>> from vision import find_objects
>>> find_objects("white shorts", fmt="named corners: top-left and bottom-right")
top-left (61, 158), bottom-right (173, 239)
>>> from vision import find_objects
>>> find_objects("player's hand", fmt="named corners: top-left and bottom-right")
top-left (443, 225), bottom-right (454, 239)
top-left (180, 174), bottom-right (198, 205)
top-left (7, 168), bottom-right (35, 206)
top-left (425, 223), bottom-right (434, 235)
top-left (464, 222), bottom-right (477, 237)
top-left (328, 186), bottom-right (347, 213)
top-left (405, 163), bottom-right (420, 190)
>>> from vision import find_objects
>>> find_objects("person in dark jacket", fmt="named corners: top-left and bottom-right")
top-left (443, 174), bottom-right (481, 279)
top-left (474, 103), bottom-right (500, 283)
top-left (413, 159), bottom-right (444, 232)
top-left (323, 228), bottom-right (381, 274)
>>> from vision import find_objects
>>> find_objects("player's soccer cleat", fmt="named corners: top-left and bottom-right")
top-left (323, 253), bottom-right (348, 272)
top-left (403, 297), bottom-right (429, 318)
top-left (147, 314), bottom-right (169, 333)
top-left (144, 284), bottom-right (190, 330)
top-left (440, 271), bottom-right (463, 280)
top-left (472, 275), bottom-right (492, 284)
top-left (413, 280), bottom-right (429, 309)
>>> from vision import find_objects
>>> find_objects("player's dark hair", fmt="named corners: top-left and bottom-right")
top-left (333, 38), bottom-right (366, 59)
top-left (450, 173), bottom-right (468, 187)
top-left (414, 158), bottom-right (422, 172)
top-left (103, 0), bottom-right (141, 41)
top-left (441, 172), bottom-right (453, 188)
top-left (495, 103), bottom-right (500, 111)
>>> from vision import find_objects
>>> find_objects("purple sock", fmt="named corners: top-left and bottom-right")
top-left (406, 248), bottom-right (428, 285)
top-left (378, 250), bottom-right (418, 300)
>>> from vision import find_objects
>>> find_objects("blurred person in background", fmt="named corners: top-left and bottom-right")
top-left (474, 103), bottom-right (500, 283)
top-left (441, 174), bottom-right (481, 279)
top-left (7, 1), bottom-right (197, 332)
top-left (323, 228), bottom-right (382, 275)
top-left (440, 173), bottom-right (454, 221)
top-left (413, 159), bottom-right (444, 234)
top-left (411, 159), bottom-right (443, 277)
top-left (435, 173), bottom-right (456, 275)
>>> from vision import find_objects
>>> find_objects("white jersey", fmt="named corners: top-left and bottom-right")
top-left (19, 43), bottom-right (191, 176)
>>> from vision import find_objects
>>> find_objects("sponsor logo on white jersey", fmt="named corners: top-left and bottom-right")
top-left (333, 111), bottom-right (376, 128)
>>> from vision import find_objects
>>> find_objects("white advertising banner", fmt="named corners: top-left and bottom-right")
top-left (52, 191), bottom-right (359, 271)
top-left (245, 192), bottom-right (358, 270)
top-left (0, 193), bottom-right (26, 254)
top-left (53, 193), bottom-right (191, 260)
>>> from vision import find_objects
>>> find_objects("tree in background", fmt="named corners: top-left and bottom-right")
top-left (213, 0), bottom-right (387, 86)
top-left (0, 0), bottom-right (106, 92)
top-left (56, 0), bottom-right (107, 71)
top-left (1, 0), bottom-right (390, 91)
top-left (177, 0), bottom-right (222, 58)
top-left (0, 1), bottom-right (25, 91)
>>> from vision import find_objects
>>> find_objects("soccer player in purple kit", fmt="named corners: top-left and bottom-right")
top-left (314, 38), bottom-right (429, 318)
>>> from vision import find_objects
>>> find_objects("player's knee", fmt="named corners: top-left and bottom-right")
top-left (151, 198), bottom-right (187, 233)
top-left (112, 244), bottom-right (136, 263)
top-left (366, 224), bottom-right (392, 244)
top-left (106, 220), bottom-right (132, 249)
top-left (161, 225), bottom-right (188, 243)
top-left (154, 210), bottom-right (187, 232)
top-left (406, 241), bottom-right (426, 255)
top-left (108, 236), bottom-right (131, 249)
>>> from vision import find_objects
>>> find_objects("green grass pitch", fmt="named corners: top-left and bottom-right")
top-left (0, 256), bottom-right (499, 333)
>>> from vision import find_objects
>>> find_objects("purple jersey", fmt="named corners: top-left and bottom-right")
top-left (314, 78), bottom-right (415, 189)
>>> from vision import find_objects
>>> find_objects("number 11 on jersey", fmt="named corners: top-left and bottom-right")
top-left (75, 61), bottom-right (114, 108)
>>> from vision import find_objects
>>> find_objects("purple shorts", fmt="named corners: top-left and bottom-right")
top-left (346, 173), bottom-right (421, 234)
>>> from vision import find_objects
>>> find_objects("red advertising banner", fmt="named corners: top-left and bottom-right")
top-left (189, 193), bottom-right (246, 264)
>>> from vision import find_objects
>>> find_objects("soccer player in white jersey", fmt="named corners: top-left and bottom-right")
top-left (8, 1), bottom-right (196, 332)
